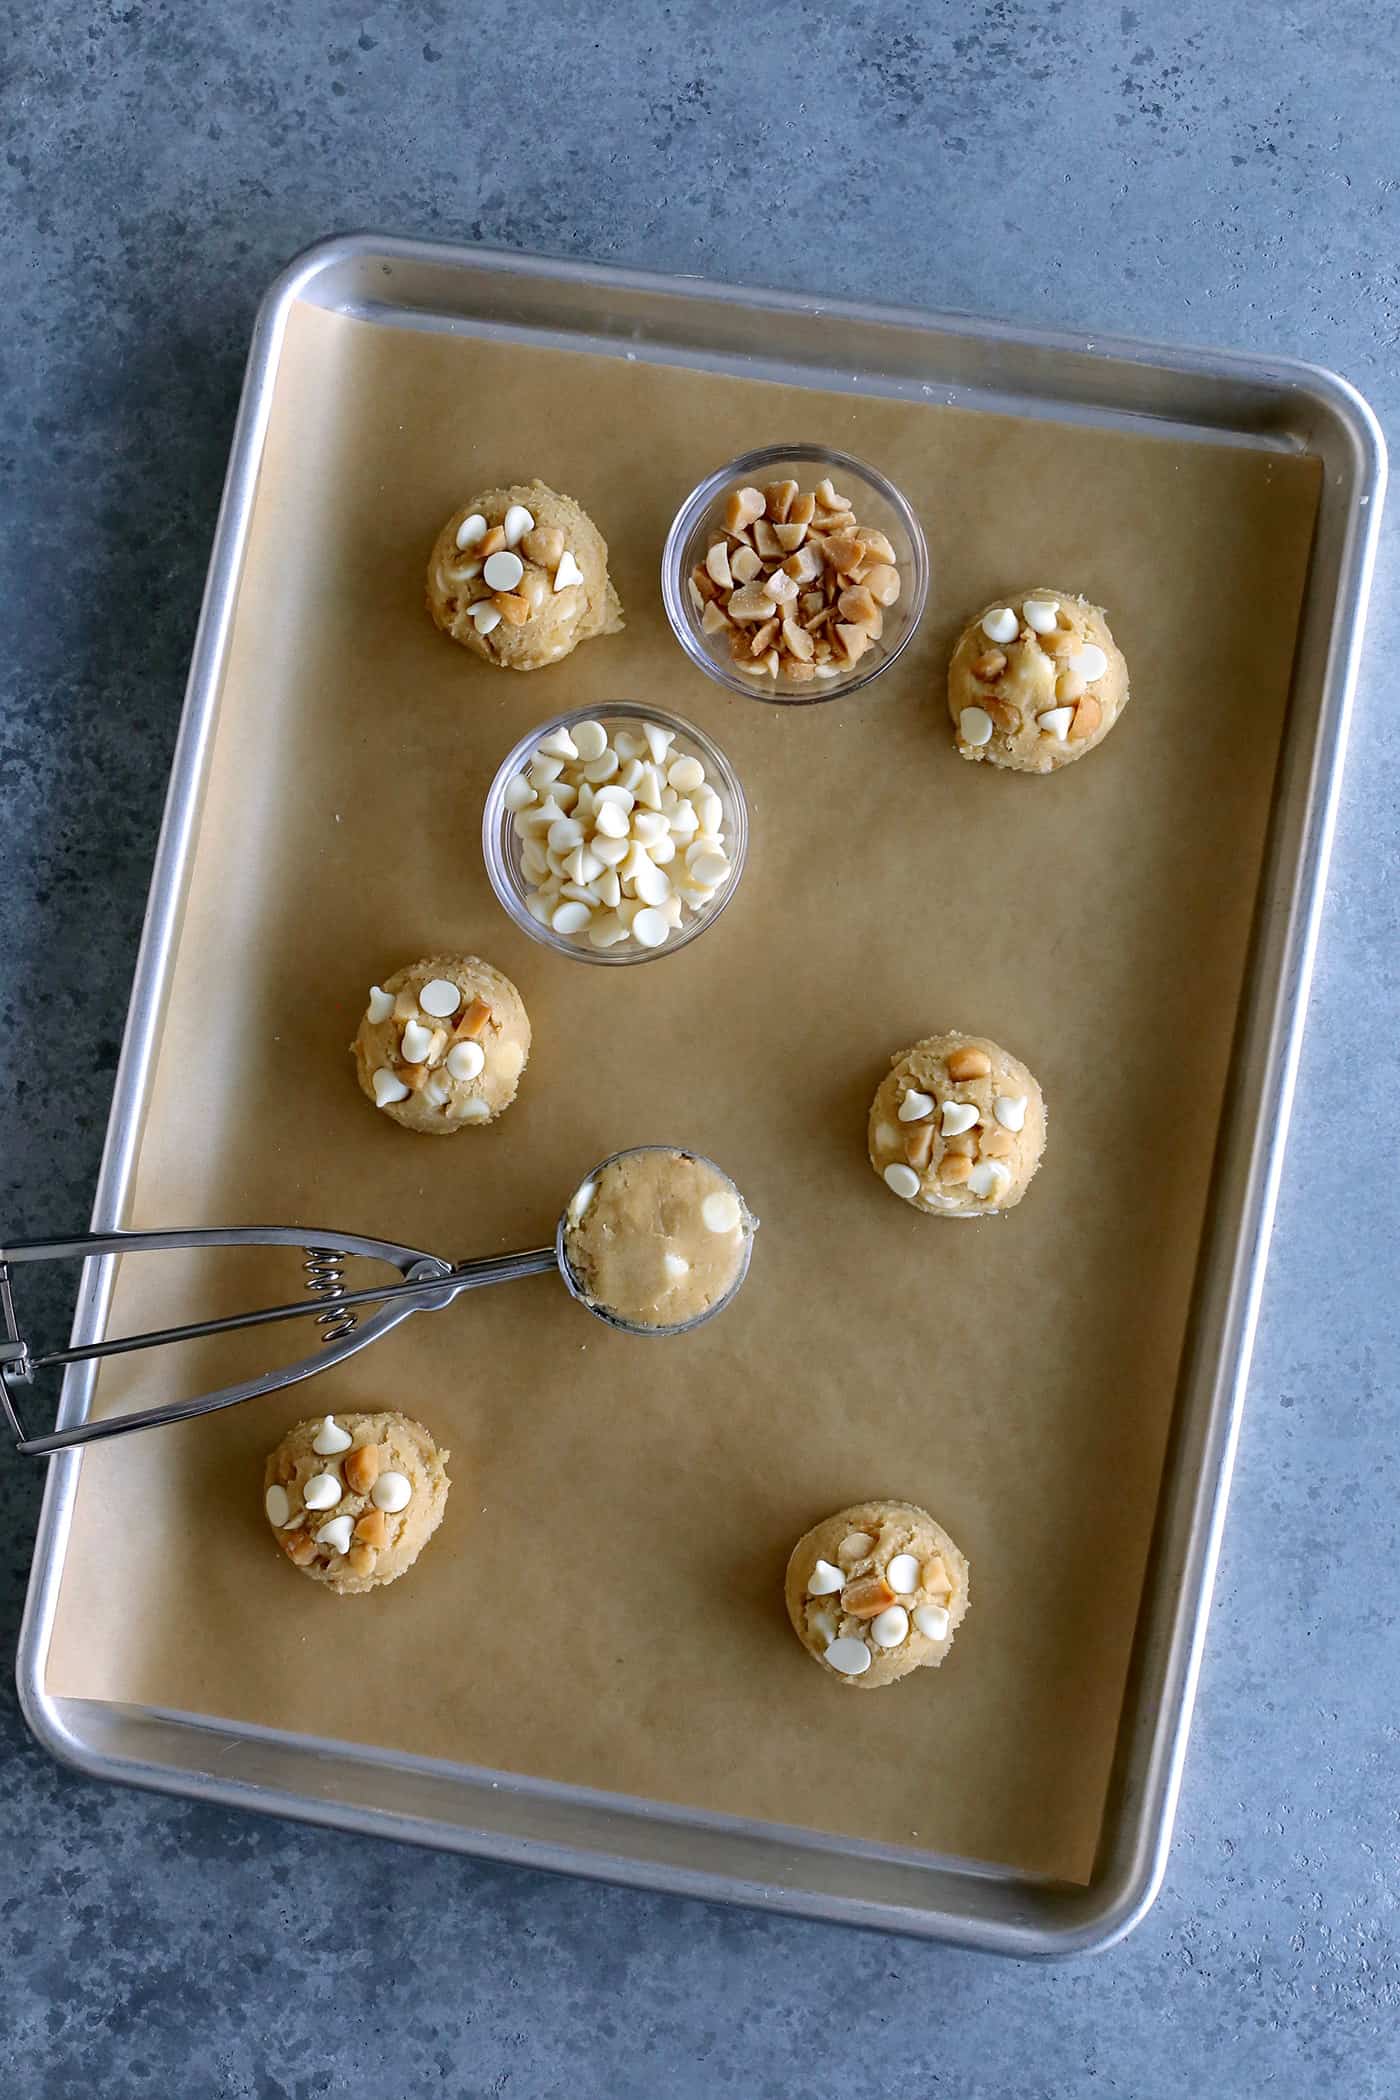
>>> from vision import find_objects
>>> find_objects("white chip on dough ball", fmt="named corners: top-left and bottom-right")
top-left (446, 1040), bottom-right (485, 1083)
top-left (663, 1251), bottom-right (691, 1280)
top-left (419, 978), bottom-right (461, 1019)
top-left (631, 906), bottom-right (671, 948)
top-left (454, 1097), bottom-right (492, 1123)
top-left (553, 550), bottom-right (584, 592)
top-left (883, 1163), bottom-right (922, 1199)
top-left (1023, 598), bottom-right (1059, 632)
top-left (1037, 707), bottom-right (1074, 740)
top-left (502, 504), bottom-right (535, 547)
top-left (839, 1531), bottom-right (874, 1561)
top-left (366, 985), bottom-right (394, 1025)
top-left (898, 1089), bottom-right (934, 1124)
top-left (454, 513), bottom-right (488, 550)
top-left (551, 900), bottom-right (593, 936)
top-left (483, 550), bottom-right (525, 592)
top-left (303, 1472), bottom-right (342, 1511)
top-left (316, 1514), bottom-right (355, 1556)
top-left (913, 1602), bottom-right (951, 1641)
top-left (885, 1554), bottom-right (920, 1594)
top-left (959, 706), bottom-right (994, 747)
top-left (941, 1101), bottom-right (978, 1136)
top-left (824, 1637), bottom-right (872, 1677)
top-left (371, 1471), bottom-right (413, 1514)
top-left (470, 602), bottom-right (502, 635)
top-left (312, 1415), bottom-right (352, 1455)
top-left (701, 1190), bottom-right (741, 1234)
top-left (1069, 642), bottom-right (1108, 683)
top-left (371, 1068), bottom-right (410, 1108)
top-left (571, 718), bottom-right (610, 761)
top-left (980, 607), bottom-right (1018, 644)
top-left (264, 1485), bottom-right (291, 1528)
top-left (806, 1559), bottom-right (844, 1596)
top-left (967, 1159), bottom-right (1012, 1199)
top-left (994, 1094), bottom-right (1028, 1132)
top-left (870, 1606), bottom-right (910, 1648)
top-left (400, 1020), bottom-right (434, 1064)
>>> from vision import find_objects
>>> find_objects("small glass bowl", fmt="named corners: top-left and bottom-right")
top-left (661, 443), bottom-right (929, 705)
top-left (482, 703), bottom-right (748, 966)
top-left (556, 1145), bottom-right (757, 1336)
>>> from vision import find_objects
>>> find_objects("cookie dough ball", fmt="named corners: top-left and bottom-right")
top-left (427, 479), bottom-right (624, 672)
top-left (786, 1500), bottom-right (969, 1688)
top-left (949, 588), bottom-right (1127, 772)
top-left (263, 1411), bottom-right (450, 1595)
top-left (868, 1031), bottom-right (1046, 1217)
top-left (562, 1147), bottom-right (754, 1331)
top-left (352, 956), bottom-right (530, 1135)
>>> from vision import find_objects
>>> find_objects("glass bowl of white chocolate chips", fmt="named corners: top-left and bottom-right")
top-left (482, 704), bottom-right (748, 963)
top-left (662, 443), bottom-right (929, 703)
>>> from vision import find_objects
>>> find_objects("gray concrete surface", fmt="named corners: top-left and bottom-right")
top-left (3, 2), bottom-right (1398, 2093)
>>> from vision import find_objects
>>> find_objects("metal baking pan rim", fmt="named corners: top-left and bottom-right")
top-left (15, 233), bottom-right (1386, 1958)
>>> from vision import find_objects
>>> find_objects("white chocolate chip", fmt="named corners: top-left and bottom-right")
top-left (824, 1637), bottom-right (872, 1677)
top-left (941, 1101), bottom-right (979, 1136)
top-left (631, 810), bottom-right (669, 846)
top-left (643, 721), bottom-right (675, 764)
top-left (303, 1472), bottom-right (342, 1511)
top-left (701, 1190), bottom-right (741, 1234)
top-left (316, 1514), bottom-right (354, 1556)
top-left (419, 978), bottom-right (461, 1019)
top-left (1023, 597), bottom-right (1059, 632)
top-left (1069, 642), bottom-right (1108, 683)
top-left (588, 912), bottom-right (628, 948)
top-left (423, 1074), bottom-right (451, 1108)
top-left (1037, 706), bottom-right (1074, 739)
top-left (366, 985), bottom-right (395, 1025)
top-left (483, 550), bottom-right (524, 592)
top-left (898, 1089), bottom-right (934, 1124)
top-left (886, 1553), bottom-right (920, 1594)
top-left (400, 1020), bottom-right (434, 1064)
top-left (502, 774), bottom-right (536, 813)
top-left (884, 1163), bottom-right (922, 1199)
top-left (455, 513), bottom-right (488, 550)
top-left (994, 1094), bottom-right (1027, 1132)
top-left (568, 1180), bottom-right (596, 1224)
top-left (838, 1532), bottom-right (874, 1562)
top-left (631, 907), bottom-right (670, 948)
top-left (547, 817), bottom-right (584, 855)
top-left (959, 706), bottom-right (994, 747)
top-left (312, 1415), bottom-right (353, 1456)
top-left (613, 729), bottom-right (644, 761)
top-left (570, 718), bottom-right (609, 762)
top-left (808, 1606), bottom-right (839, 1645)
top-left (583, 748), bottom-right (620, 784)
top-left (551, 901), bottom-right (593, 936)
top-left (967, 1159), bottom-right (1012, 1200)
top-left (688, 851), bottom-right (730, 889)
top-left (502, 503), bottom-right (535, 547)
top-left (553, 550), bottom-right (584, 592)
top-left (663, 1252), bottom-right (691, 1281)
top-left (536, 725), bottom-right (580, 761)
top-left (470, 602), bottom-right (502, 635)
top-left (632, 859), bottom-right (672, 908)
top-left (913, 1602), bottom-right (951, 1641)
top-left (874, 1122), bottom-right (900, 1153)
top-left (371, 1471), bottom-right (413, 1514)
top-left (594, 800), bottom-right (630, 840)
top-left (807, 1559), bottom-right (845, 1596)
top-left (264, 1485), bottom-right (291, 1528)
top-left (667, 754), bottom-right (706, 794)
top-left (446, 1040), bottom-right (485, 1082)
top-left (870, 1606), bottom-right (910, 1649)
top-left (981, 607), bottom-right (1018, 644)
top-left (371, 1068), bottom-right (410, 1108)
top-left (455, 1098), bottom-right (492, 1123)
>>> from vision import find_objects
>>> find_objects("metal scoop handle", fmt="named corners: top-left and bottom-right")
top-left (0, 1227), bottom-right (556, 1457)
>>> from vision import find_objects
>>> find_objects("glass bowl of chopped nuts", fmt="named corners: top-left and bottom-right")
top-left (482, 704), bottom-right (748, 964)
top-left (661, 444), bottom-right (928, 703)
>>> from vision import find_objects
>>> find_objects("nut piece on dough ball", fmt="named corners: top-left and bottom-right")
top-left (352, 955), bottom-right (530, 1135)
top-left (785, 1500), bottom-right (970, 1688)
top-left (868, 1030), bottom-right (1046, 1217)
top-left (263, 1411), bottom-right (450, 1595)
top-left (948, 588), bottom-right (1128, 772)
top-left (427, 478), bottom-right (624, 672)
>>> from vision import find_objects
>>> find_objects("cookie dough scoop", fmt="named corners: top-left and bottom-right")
top-left (2, 1151), bottom-right (758, 1456)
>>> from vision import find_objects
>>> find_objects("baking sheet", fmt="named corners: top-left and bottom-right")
top-left (43, 301), bottom-right (1320, 1885)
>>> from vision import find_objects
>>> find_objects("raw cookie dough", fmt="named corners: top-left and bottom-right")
top-left (562, 1147), bottom-right (754, 1331)
top-left (427, 478), bottom-right (624, 672)
top-left (948, 588), bottom-right (1128, 772)
top-left (786, 1500), bottom-right (970, 1688)
top-left (868, 1031), bottom-right (1046, 1217)
top-left (263, 1411), bottom-right (450, 1595)
top-left (352, 955), bottom-right (530, 1135)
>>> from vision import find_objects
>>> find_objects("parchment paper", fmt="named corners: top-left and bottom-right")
top-left (44, 301), bottom-right (1320, 1884)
